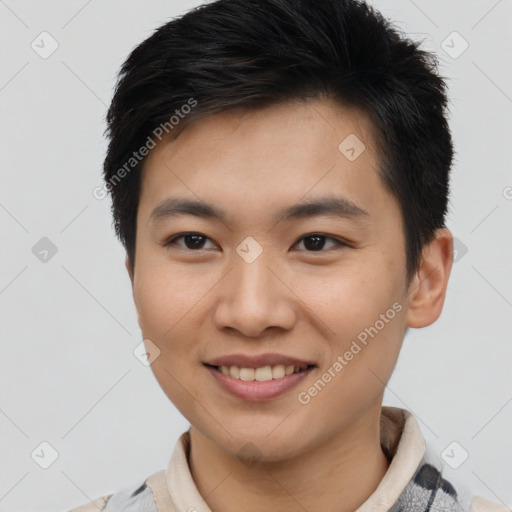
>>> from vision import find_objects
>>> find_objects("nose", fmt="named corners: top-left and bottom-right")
top-left (213, 249), bottom-right (296, 338)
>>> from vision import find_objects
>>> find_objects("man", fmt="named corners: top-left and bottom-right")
top-left (68, 0), bottom-right (509, 510)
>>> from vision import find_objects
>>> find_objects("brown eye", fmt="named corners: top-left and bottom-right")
top-left (165, 233), bottom-right (216, 250)
top-left (295, 234), bottom-right (347, 252)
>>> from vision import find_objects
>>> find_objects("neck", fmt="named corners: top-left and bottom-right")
top-left (188, 404), bottom-right (390, 512)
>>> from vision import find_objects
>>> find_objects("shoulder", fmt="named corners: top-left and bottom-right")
top-left (391, 456), bottom-right (511, 512)
top-left (470, 495), bottom-right (511, 512)
top-left (66, 493), bottom-right (113, 512)
top-left (65, 470), bottom-right (167, 512)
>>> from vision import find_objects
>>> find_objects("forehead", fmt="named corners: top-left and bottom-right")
top-left (150, 98), bottom-right (380, 166)
top-left (138, 98), bottom-right (398, 230)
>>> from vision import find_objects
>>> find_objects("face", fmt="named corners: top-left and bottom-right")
top-left (129, 98), bottom-right (415, 461)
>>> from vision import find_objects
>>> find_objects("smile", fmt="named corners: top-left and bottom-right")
top-left (213, 364), bottom-right (311, 381)
top-left (204, 363), bottom-right (316, 401)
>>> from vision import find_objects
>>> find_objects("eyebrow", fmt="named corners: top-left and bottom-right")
top-left (149, 196), bottom-right (370, 226)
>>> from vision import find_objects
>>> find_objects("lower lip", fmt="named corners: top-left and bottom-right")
top-left (205, 365), bottom-right (315, 401)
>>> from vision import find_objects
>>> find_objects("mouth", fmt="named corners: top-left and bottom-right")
top-left (204, 363), bottom-right (315, 382)
top-left (203, 357), bottom-right (317, 401)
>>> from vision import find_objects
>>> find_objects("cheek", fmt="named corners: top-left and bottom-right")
top-left (133, 257), bottom-right (217, 363)
top-left (298, 266), bottom-right (384, 327)
top-left (297, 257), bottom-right (405, 358)
top-left (133, 261), bottom-right (190, 340)
top-left (133, 265), bottom-right (202, 397)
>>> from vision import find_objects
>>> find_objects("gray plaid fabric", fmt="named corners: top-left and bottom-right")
top-left (389, 461), bottom-right (466, 512)
top-left (101, 481), bottom-right (157, 512)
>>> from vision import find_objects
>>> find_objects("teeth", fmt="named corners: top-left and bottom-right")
top-left (217, 364), bottom-right (308, 381)
top-left (239, 367), bottom-right (255, 381)
top-left (272, 364), bottom-right (285, 379)
top-left (255, 366), bottom-right (273, 381)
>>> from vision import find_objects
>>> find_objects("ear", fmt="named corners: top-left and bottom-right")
top-left (405, 228), bottom-right (454, 328)
top-left (125, 254), bottom-right (143, 330)
top-left (125, 255), bottom-right (134, 286)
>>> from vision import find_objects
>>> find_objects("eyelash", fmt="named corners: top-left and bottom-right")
top-left (164, 232), bottom-right (351, 253)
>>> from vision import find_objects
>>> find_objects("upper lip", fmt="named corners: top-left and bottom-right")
top-left (205, 353), bottom-right (316, 369)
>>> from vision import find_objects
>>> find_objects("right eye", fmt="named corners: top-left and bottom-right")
top-left (164, 232), bottom-right (217, 251)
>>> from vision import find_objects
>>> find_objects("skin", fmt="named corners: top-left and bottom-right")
top-left (126, 97), bottom-right (453, 512)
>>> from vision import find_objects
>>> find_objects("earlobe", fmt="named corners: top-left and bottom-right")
top-left (405, 228), bottom-right (454, 329)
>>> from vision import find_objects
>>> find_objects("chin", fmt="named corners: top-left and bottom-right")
top-left (224, 428), bottom-right (311, 463)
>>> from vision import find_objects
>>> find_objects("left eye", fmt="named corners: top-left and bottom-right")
top-left (294, 234), bottom-right (346, 252)
top-left (165, 233), bottom-right (346, 252)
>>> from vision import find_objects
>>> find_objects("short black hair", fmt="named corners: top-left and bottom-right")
top-left (103, 0), bottom-right (454, 286)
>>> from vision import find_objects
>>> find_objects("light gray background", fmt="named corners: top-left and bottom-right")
top-left (0, 1), bottom-right (511, 511)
